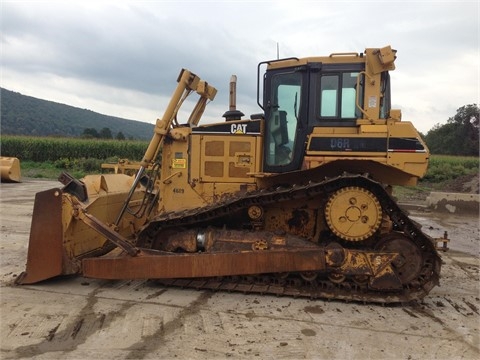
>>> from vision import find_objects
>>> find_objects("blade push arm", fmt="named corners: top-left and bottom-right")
top-left (115, 69), bottom-right (217, 226)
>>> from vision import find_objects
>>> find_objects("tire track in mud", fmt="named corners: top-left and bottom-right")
top-left (12, 287), bottom-right (136, 359)
top-left (405, 301), bottom-right (480, 355)
top-left (123, 291), bottom-right (214, 359)
top-left (449, 258), bottom-right (480, 281)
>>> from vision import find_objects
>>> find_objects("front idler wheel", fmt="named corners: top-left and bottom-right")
top-left (375, 233), bottom-right (423, 285)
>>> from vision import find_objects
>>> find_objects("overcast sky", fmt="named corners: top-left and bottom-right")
top-left (1, 1), bottom-right (478, 134)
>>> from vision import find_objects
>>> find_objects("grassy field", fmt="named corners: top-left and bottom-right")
top-left (2, 135), bottom-right (148, 179)
top-left (20, 159), bottom-right (114, 179)
top-left (394, 155), bottom-right (479, 201)
top-left (422, 155), bottom-right (479, 182)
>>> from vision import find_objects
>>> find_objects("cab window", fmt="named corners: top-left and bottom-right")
top-left (318, 72), bottom-right (362, 119)
top-left (265, 72), bottom-right (301, 166)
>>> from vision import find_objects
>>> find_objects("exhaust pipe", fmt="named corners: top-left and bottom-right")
top-left (222, 75), bottom-right (244, 121)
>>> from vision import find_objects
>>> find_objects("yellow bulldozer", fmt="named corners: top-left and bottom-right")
top-left (17, 46), bottom-right (442, 303)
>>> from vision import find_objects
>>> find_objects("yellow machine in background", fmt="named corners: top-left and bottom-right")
top-left (0, 157), bottom-right (21, 183)
top-left (17, 46), bottom-right (441, 303)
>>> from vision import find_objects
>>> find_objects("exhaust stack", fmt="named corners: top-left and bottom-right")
top-left (223, 75), bottom-right (244, 121)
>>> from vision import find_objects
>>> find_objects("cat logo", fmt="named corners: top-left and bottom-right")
top-left (231, 123), bottom-right (247, 134)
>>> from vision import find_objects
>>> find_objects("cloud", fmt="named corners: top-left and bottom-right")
top-left (1, 1), bottom-right (478, 133)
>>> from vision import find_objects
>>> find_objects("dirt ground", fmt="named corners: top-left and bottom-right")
top-left (0, 179), bottom-right (479, 360)
top-left (439, 173), bottom-right (479, 194)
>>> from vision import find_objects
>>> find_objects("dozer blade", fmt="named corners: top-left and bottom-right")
top-left (16, 188), bottom-right (67, 284)
top-left (0, 157), bottom-right (21, 183)
top-left (16, 172), bottom-right (153, 285)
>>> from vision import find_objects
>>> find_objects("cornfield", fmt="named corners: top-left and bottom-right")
top-left (423, 155), bottom-right (479, 182)
top-left (1, 135), bottom-right (149, 162)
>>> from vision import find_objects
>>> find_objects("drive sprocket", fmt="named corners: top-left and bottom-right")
top-left (324, 186), bottom-right (382, 241)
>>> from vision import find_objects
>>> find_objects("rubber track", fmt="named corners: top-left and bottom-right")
top-left (138, 174), bottom-right (442, 303)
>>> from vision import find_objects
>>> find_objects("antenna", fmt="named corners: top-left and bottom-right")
top-left (277, 42), bottom-right (279, 59)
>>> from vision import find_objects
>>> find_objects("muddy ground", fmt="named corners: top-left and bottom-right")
top-left (437, 173), bottom-right (479, 194)
top-left (0, 179), bottom-right (479, 360)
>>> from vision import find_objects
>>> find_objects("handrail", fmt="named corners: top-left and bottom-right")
top-left (355, 71), bottom-right (373, 121)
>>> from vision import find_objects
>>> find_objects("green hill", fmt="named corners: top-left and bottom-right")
top-left (0, 88), bottom-right (154, 140)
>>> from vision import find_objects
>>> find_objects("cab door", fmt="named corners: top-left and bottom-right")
top-left (262, 66), bottom-right (309, 173)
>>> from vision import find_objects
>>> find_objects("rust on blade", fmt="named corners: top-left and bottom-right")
top-left (82, 249), bottom-right (327, 280)
top-left (16, 189), bottom-right (66, 284)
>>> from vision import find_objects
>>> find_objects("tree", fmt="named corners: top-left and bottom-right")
top-left (82, 128), bottom-right (99, 138)
top-left (99, 127), bottom-right (113, 139)
top-left (425, 104), bottom-right (479, 156)
top-left (116, 131), bottom-right (126, 140)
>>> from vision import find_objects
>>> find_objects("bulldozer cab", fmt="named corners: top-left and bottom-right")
top-left (257, 46), bottom-right (428, 185)
top-left (263, 60), bottom-right (376, 172)
top-left (258, 47), bottom-right (395, 172)
top-left (260, 47), bottom-right (401, 175)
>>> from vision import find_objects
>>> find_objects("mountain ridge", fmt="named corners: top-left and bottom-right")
top-left (1, 88), bottom-right (154, 140)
